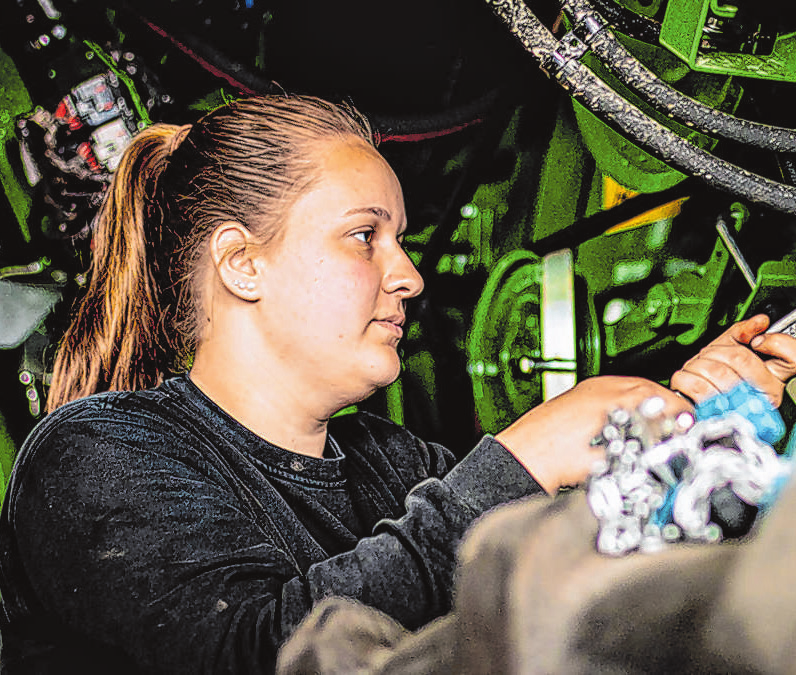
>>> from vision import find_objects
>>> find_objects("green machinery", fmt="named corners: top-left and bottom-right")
top-left (661, 0), bottom-right (796, 81)
top-left (405, 0), bottom-right (796, 438)
top-left (2, 0), bottom-right (796, 477)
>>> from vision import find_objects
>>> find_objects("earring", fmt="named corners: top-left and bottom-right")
top-left (233, 279), bottom-right (256, 291)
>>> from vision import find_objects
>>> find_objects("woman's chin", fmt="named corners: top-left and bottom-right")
top-left (357, 356), bottom-right (403, 398)
top-left (379, 354), bottom-right (403, 387)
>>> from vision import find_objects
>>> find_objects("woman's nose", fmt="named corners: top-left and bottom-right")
top-left (383, 248), bottom-right (424, 298)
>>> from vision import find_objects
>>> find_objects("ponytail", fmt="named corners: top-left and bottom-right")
top-left (46, 124), bottom-right (189, 412)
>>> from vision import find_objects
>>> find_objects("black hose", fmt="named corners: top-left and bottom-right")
top-left (563, 0), bottom-right (796, 153)
top-left (484, 0), bottom-right (796, 215)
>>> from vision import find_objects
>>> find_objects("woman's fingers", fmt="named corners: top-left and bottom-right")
top-left (673, 344), bottom-right (783, 406)
top-left (750, 332), bottom-right (796, 383)
top-left (670, 362), bottom-right (726, 403)
top-left (669, 315), bottom-right (768, 403)
top-left (710, 314), bottom-right (770, 347)
top-left (670, 316), bottom-right (796, 407)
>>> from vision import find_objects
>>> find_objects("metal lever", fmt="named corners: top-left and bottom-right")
top-left (715, 215), bottom-right (756, 290)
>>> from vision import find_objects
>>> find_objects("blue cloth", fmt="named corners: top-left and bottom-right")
top-left (694, 381), bottom-right (786, 445)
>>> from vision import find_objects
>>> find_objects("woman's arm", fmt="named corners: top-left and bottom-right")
top-left (2, 414), bottom-right (540, 674)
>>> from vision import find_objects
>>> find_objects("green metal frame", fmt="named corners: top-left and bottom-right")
top-left (660, 0), bottom-right (796, 81)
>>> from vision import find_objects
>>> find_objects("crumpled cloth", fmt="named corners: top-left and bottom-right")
top-left (278, 472), bottom-right (796, 674)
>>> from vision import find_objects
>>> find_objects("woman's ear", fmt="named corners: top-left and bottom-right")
top-left (209, 221), bottom-right (263, 301)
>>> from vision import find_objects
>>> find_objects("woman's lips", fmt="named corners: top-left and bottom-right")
top-left (372, 320), bottom-right (404, 338)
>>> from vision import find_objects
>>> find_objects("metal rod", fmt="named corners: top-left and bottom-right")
top-left (715, 218), bottom-right (756, 290)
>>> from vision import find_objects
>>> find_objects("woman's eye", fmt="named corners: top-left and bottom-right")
top-left (353, 229), bottom-right (374, 244)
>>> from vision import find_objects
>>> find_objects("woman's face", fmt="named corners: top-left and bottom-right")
top-left (254, 137), bottom-right (424, 409)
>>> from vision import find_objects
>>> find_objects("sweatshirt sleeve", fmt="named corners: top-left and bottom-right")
top-left (3, 417), bottom-right (544, 675)
top-left (298, 435), bottom-right (544, 628)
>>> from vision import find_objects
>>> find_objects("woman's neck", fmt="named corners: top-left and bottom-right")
top-left (189, 343), bottom-right (331, 459)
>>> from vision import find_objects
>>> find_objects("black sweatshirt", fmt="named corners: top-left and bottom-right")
top-left (0, 374), bottom-right (543, 673)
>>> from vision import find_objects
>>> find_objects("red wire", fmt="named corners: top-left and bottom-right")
top-left (378, 118), bottom-right (483, 143)
top-left (143, 18), bottom-right (483, 144)
top-left (142, 19), bottom-right (259, 96)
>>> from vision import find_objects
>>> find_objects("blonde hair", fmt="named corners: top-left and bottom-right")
top-left (47, 95), bottom-right (374, 411)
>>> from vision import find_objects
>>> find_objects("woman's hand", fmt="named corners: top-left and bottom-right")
top-left (495, 376), bottom-right (690, 494)
top-left (670, 314), bottom-right (796, 407)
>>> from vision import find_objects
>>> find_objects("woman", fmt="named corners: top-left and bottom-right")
top-left (0, 95), bottom-right (793, 674)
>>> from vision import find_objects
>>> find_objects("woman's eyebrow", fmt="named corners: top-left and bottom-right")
top-left (344, 206), bottom-right (391, 220)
